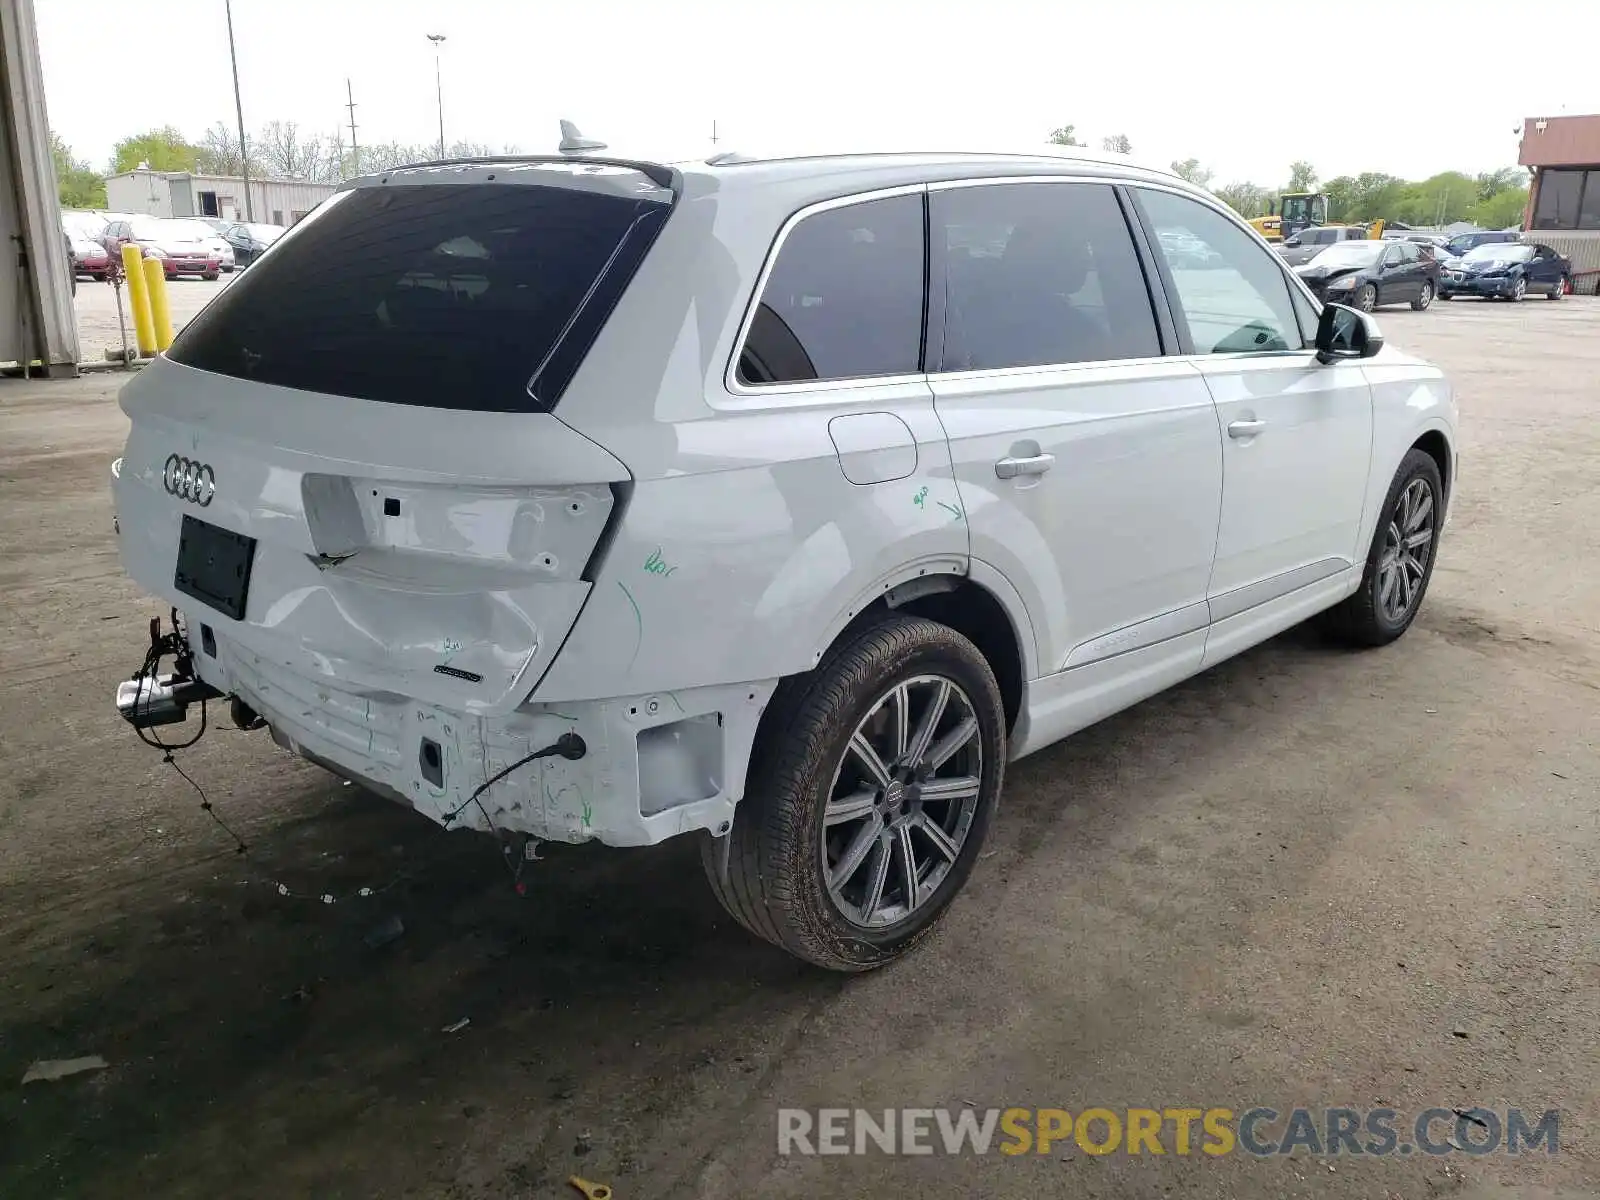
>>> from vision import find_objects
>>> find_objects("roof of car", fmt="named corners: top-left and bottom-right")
top-left (354, 145), bottom-right (1199, 202)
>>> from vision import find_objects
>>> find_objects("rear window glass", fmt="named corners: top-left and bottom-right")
top-left (169, 183), bottom-right (671, 411)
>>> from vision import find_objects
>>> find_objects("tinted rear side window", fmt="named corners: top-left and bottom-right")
top-left (934, 182), bottom-right (1160, 371)
top-left (737, 193), bottom-right (924, 386)
top-left (169, 183), bottom-right (671, 411)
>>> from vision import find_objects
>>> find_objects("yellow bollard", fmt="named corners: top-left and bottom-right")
top-left (142, 258), bottom-right (175, 352)
top-left (121, 245), bottom-right (157, 357)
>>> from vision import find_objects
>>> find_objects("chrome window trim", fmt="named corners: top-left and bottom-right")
top-left (928, 173), bottom-right (1120, 191)
top-left (723, 183), bottom-right (929, 398)
top-left (927, 353), bottom-right (1187, 386)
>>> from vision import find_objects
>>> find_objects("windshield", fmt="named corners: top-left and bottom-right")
top-left (1308, 242), bottom-right (1383, 268)
top-left (62, 212), bottom-right (106, 238)
top-left (160, 220), bottom-right (216, 240)
top-left (1444, 235), bottom-right (1482, 255)
top-left (1463, 243), bottom-right (1531, 263)
top-left (241, 223), bottom-right (285, 243)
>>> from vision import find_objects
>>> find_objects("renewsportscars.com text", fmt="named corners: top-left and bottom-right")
top-left (777, 1106), bottom-right (1560, 1157)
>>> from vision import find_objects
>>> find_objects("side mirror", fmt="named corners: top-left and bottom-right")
top-left (1284, 236), bottom-right (1302, 247)
top-left (1315, 303), bottom-right (1383, 364)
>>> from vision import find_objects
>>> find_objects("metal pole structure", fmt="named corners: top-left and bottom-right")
top-left (345, 78), bottom-right (360, 175)
top-left (224, 0), bottom-right (254, 220)
top-left (427, 34), bottom-right (446, 159)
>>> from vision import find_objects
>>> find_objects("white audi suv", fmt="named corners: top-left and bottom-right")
top-left (110, 142), bottom-right (1456, 970)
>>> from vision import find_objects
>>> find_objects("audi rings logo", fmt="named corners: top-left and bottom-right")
top-left (163, 454), bottom-right (216, 506)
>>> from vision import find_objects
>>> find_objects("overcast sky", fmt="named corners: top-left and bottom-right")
top-left (38, 0), bottom-right (1599, 186)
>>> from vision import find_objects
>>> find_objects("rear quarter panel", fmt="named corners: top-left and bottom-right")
top-left (535, 173), bottom-right (974, 703)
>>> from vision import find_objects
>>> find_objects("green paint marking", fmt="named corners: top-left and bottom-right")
top-left (580, 798), bottom-right (593, 828)
top-left (913, 486), bottom-right (929, 508)
top-left (643, 546), bottom-right (678, 577)
top-left (617, 580), bottom-right (643, 672)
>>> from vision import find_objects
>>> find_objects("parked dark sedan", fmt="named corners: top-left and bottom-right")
top-left (1294, 238), bottom-right (1440, 312)
top-left (1437, 242), bottom-right (1570, 301)
top-left (222, 221), bottom-right (285, 268)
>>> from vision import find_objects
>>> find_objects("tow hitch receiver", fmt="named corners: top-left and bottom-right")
top-left (114, 612), bottom-right (222, 729)
top-left (115, 672), bottom-right (221, 728)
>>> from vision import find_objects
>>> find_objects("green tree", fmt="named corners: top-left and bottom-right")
top-left (1322, 176), bottom-right (1357, 221)
top-left (1170, 158), bottom-right (1214, 188)
top-left (51, 133), bottom-right (105, 208)
top-left (1100, 133), bottom-right (1133, 154)
top-left (1391, 171), bottom-right (1476, 225)
top-left (1285, 160), bottom-right (1318, 192)
top-left (1475, 167), bottom-right (1523, 202)
top-left (1048, 125), bottom-right (1084, 147)
top-left (1467, 186), bottom-right (1528, 230)
top-left (110, 126), bottom-right (199, 174)
top-left (1214, 181), bottom-right (1267, 217)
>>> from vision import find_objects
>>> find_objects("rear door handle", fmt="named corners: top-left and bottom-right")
top-left (995, 453), bottom-right (1055, 479)
top-left (1227, 419), bottom-right (1266, 439)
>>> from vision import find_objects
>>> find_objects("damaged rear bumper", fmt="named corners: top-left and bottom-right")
top-left (125, 617), bottom-right (775, 847)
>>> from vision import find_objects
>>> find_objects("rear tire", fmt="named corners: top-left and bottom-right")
top-left (702, 614), bottom-right (1006, 972)
top-left (202, 272), bottom-right (219, 281)
top-left (1320, 448), bottom-right (1443, 647)
top-left (1548, 275), bottom-right (1567, 300)
top-left (1411, 281), bottom-right (1434, 311)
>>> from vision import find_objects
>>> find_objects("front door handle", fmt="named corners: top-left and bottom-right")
top-left (995, 453), bottom-right (1055, 479)
top-left (1227, 419), bottom-right (1266, 439)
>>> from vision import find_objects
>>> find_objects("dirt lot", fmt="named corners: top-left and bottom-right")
top-left (3, 300), bottom-right (1599, 1199)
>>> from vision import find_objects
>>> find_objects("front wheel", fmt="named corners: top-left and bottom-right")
top-left (202, 272), bottom-right (219, 281)
top-left (1356, 283), bottom-right (1378, 312)
top-left (1548, 275), bottom-right (1567, 300)
top-left (1509, 276), bottom-right (1527, 302)
top-left (1411, 281), bottom-right (1434, 311)
top-left (1321, 448), bottom-right (1443, 647)
top-left (703, 614), bottom-right (1006, 971)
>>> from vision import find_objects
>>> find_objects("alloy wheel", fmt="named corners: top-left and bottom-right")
top-left (820, 675), bottom-right (983, 929)
top-left (1358, 284), bottom-right (1377, 312)
top-left (1376, 478), bottom-right (1436, 624)
top-left (1511, 277), bottom-right (1526, 301)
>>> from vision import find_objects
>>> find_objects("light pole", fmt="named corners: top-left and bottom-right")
top-left (225, 0), bottom-right (254, 219)
top-left (426, 33), bottom-right (446, 159)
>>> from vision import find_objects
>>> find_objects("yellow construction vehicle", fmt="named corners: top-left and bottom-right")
top-left (1249, 192), bottom-right (1329, 242)
top-left (1248, 193), bottom-right (1387, 243)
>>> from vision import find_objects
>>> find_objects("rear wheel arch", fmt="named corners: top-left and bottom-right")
top-left (803, 575), bottom-right (1026, 737)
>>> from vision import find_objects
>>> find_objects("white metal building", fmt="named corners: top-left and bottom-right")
top-left (0, 0), bottom-right (77, 372)
top-left (105, 169), bottom-right (337, 226)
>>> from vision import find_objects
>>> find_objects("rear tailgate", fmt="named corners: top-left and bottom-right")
top-left (116, 362), bottom-right (628, 713)
top-left (113, 164), bottom-right (674, 715)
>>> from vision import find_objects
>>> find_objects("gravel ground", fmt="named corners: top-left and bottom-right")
top-left (72, 273), bottom-right (233, 361)
top-left (2, 299), bottom-right (1598, 1199)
